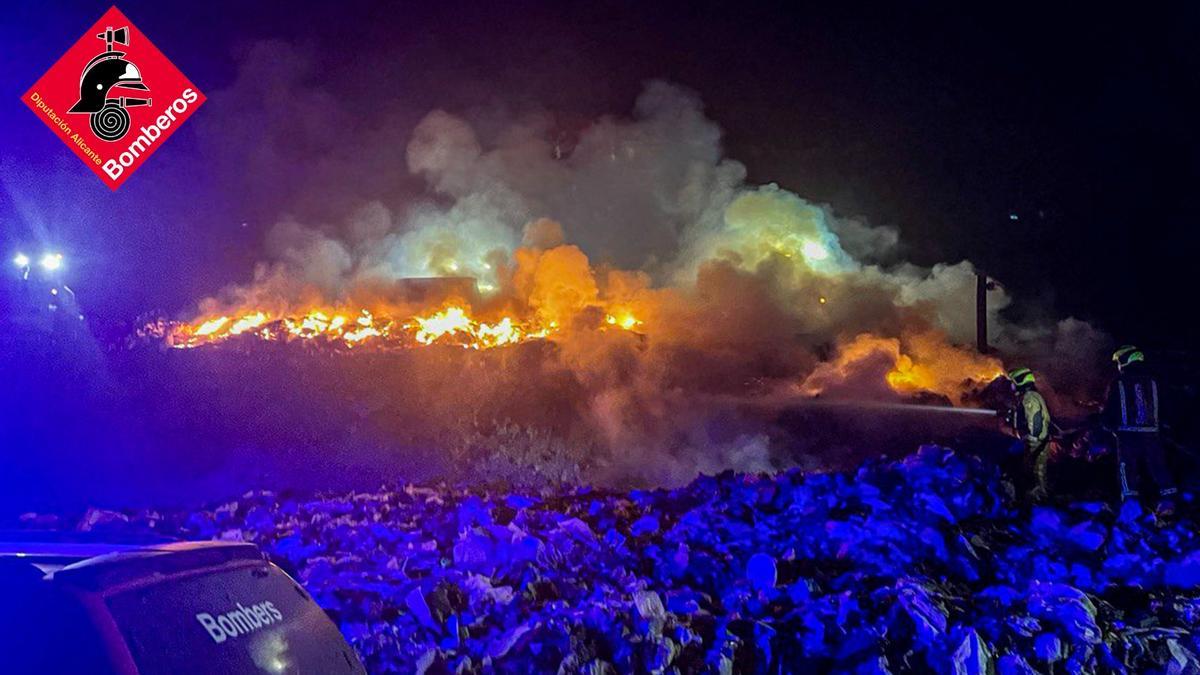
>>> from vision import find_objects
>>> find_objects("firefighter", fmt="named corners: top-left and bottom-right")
top-left (1006, 367), bottom-right (1052, 500)
top-left (1103, 345), bottom-right (1176, 514)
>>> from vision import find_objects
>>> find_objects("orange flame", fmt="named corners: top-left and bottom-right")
top-left (803, 331), bottom-right (1003, 403)
top-left (159, 240), bottom-right (996, 405)
top-left (166, 242), bottom-right (653, 351)
top-left (168, 303), bottom-right (636, 351)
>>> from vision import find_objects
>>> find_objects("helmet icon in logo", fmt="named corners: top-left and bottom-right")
top-left (67, 26), bottom-right (152, 142)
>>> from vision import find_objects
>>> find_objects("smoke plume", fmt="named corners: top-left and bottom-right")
top-left (178, 80), bottom-right (1108, 484)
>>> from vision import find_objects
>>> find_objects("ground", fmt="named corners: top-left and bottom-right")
top-left (28, 445), bottom-right (1200, 674)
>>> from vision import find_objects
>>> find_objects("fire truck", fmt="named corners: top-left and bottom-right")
top-left (0, 533), bottom-right (365, 674)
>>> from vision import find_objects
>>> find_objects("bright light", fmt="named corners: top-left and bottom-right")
top-left (39, 253), bottom-right (64, 271)
top-left (13, 253), bottom-right (29, 267)
top-left (801, 240), bottom-right (830, 262)
top-left (194, 316), bottom-right (230, 336)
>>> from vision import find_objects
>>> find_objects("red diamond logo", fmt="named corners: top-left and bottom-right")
top-left (22, 6), bottom-right (205, 190)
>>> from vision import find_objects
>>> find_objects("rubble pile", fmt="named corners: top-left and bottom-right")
top-left (58, 446), bottom-right (1200, 673)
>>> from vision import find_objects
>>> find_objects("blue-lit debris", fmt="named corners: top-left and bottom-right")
top-left (44, 445), bottom-right (1200, 673)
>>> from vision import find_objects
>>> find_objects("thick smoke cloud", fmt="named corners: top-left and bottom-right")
top-left (185, 79), bottom-right (1108, 483)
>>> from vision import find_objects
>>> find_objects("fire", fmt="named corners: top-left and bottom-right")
top-left (803, 332), bottom-right (1003, 403)
top-left (163, 238), bottom-right (661, 352)
top-left (605, 313), bottom-right (642, 330)
top-left (228, 312), bottom-right (267, 335)
top-left (409, 307), bottom-right (539, 349)
top-left (167, 303), bottom-right (640, 351)
top-left (412, 307), bottom-right (473, 345)
top-left (169, 300), bottom-right (993, 404)
top-left (342, 311), bottom-right (383, 343)
top-left (194, 316), bottom-right (230, 337)
top-left (159, 231), bottom-right (993, 405)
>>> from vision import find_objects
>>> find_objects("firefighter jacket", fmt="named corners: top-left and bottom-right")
top-left (1012, 389), bottom-right (1050, 446)
top-left (1103, 364), bottom-right (1161, 433)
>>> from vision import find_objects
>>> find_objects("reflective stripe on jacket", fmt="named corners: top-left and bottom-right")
top-left (1104, 371), bottom-right (1160, 433)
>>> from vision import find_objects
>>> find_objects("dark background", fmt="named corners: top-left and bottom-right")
top-left (2, 1), bottom-right (1198, 347)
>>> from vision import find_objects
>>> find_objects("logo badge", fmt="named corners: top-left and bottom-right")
top-left (23, 7), bottom-right (205, 190)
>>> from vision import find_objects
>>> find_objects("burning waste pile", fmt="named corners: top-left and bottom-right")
top-left (126, 81), bottom-right (1119, 485)
top-left (46, 446), bottom-right (1200, 674)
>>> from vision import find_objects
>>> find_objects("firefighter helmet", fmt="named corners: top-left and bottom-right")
top-left (1112, 345), bottom-right (1145, 369)
top-left (1006, 367), bottom-right (1036, 388)
top-left (68, 56), bottom-right (149, 115)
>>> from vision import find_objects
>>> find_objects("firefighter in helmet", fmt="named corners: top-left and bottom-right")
top-left (1006, 367), bottom-right (1052, 500)
top-left (1103, 345), bottom-right (1176, 513)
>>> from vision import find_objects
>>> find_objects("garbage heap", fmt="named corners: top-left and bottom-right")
top-left (68, 446), bottom-right (1200, 673)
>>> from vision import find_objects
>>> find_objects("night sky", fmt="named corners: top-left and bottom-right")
top-left (2, 1), bottom-right (1198, 348)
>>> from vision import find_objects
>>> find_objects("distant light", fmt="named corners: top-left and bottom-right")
top-left (818, 296), bottom-right (827, 305)
top-left (801, 240), bottom-right (830, 262)
top-left (39, 253), bottom-right (64, 271)
top-left (13, 252), bottom-right (30, 267)
top-left (1009, 213), bottom-right (1019, 221)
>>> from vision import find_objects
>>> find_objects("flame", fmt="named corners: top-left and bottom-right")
top-left (167, 300), bottom-right (640, 352)
top-left (228, 312), bottom-right (267, 335)
top-left (412, 306), bottom-right (473, 345)
top-left (342, 311), bottom-right (383, 343)
top-left (168, 298), bottom-right (989, 403)
top-left (803, 332), bottom-right (1003, 403)
top-left (165, 242), bottom-right (654, 352)
top-left (605, 313), bottom-right (642, 330)
top-left (158, 235), bottom-right (989, 405)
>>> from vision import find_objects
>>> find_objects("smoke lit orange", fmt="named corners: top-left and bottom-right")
top-left (802, 332), bottom-right (1004, 403)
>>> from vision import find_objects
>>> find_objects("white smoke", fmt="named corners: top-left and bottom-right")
top-left (211, 78), bottom-right (1109, 378)
top-left (188, 78), bottom-right (1111, 482)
